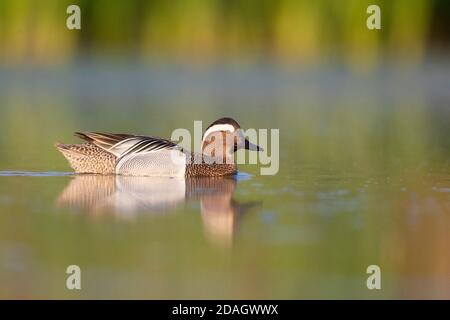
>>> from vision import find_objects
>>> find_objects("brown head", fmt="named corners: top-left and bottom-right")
top-left (201, 117), bottom-right (263, 162)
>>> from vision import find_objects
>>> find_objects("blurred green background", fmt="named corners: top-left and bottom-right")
top-left (0, 0), bottom-right (449, 299)
top-left (0, 0), bottom-right (449, 68)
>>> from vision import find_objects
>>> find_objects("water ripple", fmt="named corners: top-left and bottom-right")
top-left (0, 171), bottom-right (73, 177)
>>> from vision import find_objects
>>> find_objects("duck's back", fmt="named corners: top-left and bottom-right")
top-left (56, 142), bottom-right (187, 177)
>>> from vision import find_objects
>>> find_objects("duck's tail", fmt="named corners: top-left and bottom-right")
top-left (54, 142), bottom-right (116, 174)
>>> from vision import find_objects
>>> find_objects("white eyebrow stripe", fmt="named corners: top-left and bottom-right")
top-left (203, 124), bottom-right (236, 139)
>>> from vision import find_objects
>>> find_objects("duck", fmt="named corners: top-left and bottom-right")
top-left (55, 117), bottom-right (263, 177)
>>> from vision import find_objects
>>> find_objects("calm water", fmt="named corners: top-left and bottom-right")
top-left (0, 63), bottom-right (449, 299)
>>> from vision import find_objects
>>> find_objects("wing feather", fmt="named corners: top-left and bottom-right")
top-left (75, 132), bottom-right (179, 158)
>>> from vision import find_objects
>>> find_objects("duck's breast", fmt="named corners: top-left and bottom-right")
top-left (115, 149), bottom-right (186, 177)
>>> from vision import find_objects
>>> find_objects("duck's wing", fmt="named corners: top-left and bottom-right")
top-left (75, 132), bottom-right (179, 158)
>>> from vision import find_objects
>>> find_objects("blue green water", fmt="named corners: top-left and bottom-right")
top-left (0, 63), bottom-right (449, 298)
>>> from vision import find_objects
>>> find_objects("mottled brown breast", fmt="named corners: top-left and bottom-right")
top-left (185, 152), bottom-right (237, 177)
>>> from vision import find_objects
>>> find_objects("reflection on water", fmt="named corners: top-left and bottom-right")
top-left (0, 168), bottom-right (449, 298)
top-left (57, 174), bottom-right (261, 247)
top-left (0, 64), bottom-right (449, 298)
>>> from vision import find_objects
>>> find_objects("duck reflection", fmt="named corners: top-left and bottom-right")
top-left (57, 174), bottom-right (260, 247)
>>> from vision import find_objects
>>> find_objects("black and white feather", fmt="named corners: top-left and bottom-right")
top-left (75, 132), bottom-right (187, 177)
top-left (75, 132), bottom-right (179, 158)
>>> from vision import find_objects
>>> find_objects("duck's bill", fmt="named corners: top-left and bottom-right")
top-left (244, 139), bottom-right (264, 151)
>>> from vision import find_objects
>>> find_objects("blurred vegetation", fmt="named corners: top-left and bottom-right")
top-left (0, 0), bottom-right (449, 68)
top-left (0, 0), bottom-right (449, 300)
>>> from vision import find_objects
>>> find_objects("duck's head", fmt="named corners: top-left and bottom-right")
top-left (201, 117), bottom-right (263, 159)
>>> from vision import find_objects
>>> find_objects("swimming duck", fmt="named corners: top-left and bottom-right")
top-left (55, 117), bottom-right (262, 177)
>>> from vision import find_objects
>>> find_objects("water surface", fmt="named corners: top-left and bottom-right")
top-left (0, 63), bottom-right (449, 299)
